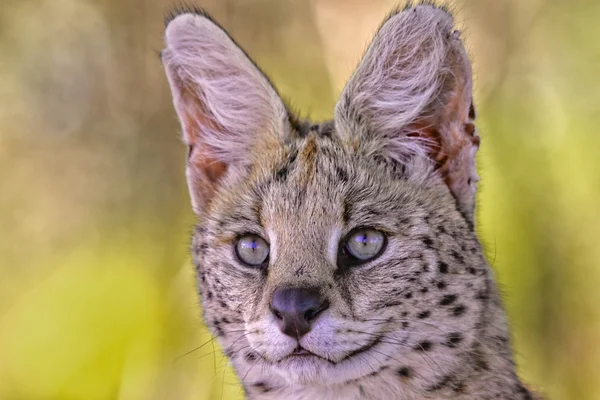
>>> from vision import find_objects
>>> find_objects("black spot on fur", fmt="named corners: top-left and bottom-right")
top-left (436, 281), bottom-right (447, 290)
top-left (475, 290), bottom-right (489, 301)
top-left (415, 341), bottom-right (432, 351)
top-left (473, 350), bottom-right (490, 371)
top-left (253, 382), bottom-right (271, 393)
top-left (214, 325), bottom-right (225, 337)
top-left (405, 292), bottom-right (413, 299)
top-left (417, 310), bottom-right (431, 319)
top-left (422, 236), bottom-right (434, 248)
top-left (452, 381), bottom-right (466, 393)
top-left (451, 250), bottom-right (464, 263)
top-left (440, 294), bottom-right (457, 306)
top-left (495, 335), bottom-right (510, 345)
top-left (445, 332), bottom-right (463, 348)
top-left (224, 348), bottom-right (235, 358)
top-left (452, 304), bottom-right (466, 316)
top-left (398, 367), bottom-right (412, 378)
top-left (438, 261), bottom-right (449, 273)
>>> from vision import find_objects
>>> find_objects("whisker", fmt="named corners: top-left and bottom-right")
top-left (335, 328), bottom-right (449, 379)
top-left (240, 344), bottom-right (265, 384)
top-left (173, 336), bottom-right (217, 363)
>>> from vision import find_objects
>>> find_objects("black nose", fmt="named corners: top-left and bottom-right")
top-left (270, 287), bottom-right (329, 340)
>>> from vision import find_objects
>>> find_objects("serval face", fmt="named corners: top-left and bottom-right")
top-left (162, 3), bottom-right (536, 399)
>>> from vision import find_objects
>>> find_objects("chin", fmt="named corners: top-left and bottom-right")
top-left (273, 355), bottom-right (335, 385)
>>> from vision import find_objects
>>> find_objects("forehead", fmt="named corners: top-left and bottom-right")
top-left (207, 123), bottom-right (433, 238)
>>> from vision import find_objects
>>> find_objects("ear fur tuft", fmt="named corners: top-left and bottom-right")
top-left (164, 3), bottom-right (212, 28)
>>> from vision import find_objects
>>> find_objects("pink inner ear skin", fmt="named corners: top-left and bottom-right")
top-left (405, 71), bottom-right (480, 220)
top-left (178, 86), bottom-right (230, 184)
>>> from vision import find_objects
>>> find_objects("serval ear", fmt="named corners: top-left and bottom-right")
top-left (335, 4), bottom-right (480, 222)
top-left (162, 10), bottom-right (288, 214)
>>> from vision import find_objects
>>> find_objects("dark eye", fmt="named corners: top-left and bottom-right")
top-left (235, 234), bottom-right (270, 267)
top-left (339, 228), bottom-right (387, 266)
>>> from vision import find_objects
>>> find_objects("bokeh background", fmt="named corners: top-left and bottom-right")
top-left (1, 0), bottom-right (599, 399)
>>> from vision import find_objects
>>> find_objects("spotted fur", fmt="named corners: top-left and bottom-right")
top-left (162, 2), bottom-right (538, 399)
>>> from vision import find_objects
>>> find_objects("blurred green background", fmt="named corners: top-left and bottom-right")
top-left (1, 0), bottom-right (599, 399)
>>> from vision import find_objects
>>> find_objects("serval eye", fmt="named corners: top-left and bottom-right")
top-left (235, 234), bottom-right (270, 267)
top-left (339, 228), bottom-right (387, 267)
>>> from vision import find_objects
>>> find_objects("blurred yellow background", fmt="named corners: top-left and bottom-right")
top-left (1, 0), bottom-right (599, 399)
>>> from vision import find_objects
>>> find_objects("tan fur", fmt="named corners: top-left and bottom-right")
top-left (162, 2), bottom-right (539, 399)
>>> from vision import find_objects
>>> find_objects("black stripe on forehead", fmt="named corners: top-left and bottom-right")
top-left (288, 114), bottom-right (335, 139)
top-left (287, 113), bottom-right (310, 137)
top-left (274, 147), bottom-right (299, 182)
top-left (318, 120), bottom-right (334, 138)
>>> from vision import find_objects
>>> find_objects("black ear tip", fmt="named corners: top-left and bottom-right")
top-left (164, 3), bottom-right (214, 28)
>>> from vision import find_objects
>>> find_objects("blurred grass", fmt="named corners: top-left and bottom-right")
top-left (1, 0), bottom-right (599, 399)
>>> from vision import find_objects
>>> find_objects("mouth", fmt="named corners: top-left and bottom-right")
top-left (284, 345), bottom-right (320, 359)
top-left (279, 345), bottom-right (332, 364)
top-left (268, 335), bottom-right (388, 386)
top-left (279, 334), bottom-right (383, 365)
top-left (291, 345), bottom-right (312, 356)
